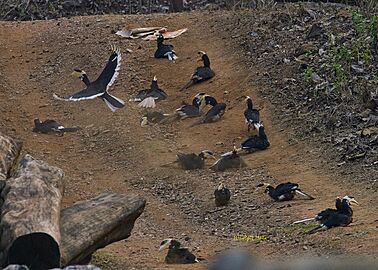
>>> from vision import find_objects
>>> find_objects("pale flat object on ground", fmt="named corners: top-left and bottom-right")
top-left (116, 27), bottom-right (187, 40)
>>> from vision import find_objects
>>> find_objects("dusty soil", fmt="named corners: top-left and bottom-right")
top-left (0, 5), bottom-right (377, 270)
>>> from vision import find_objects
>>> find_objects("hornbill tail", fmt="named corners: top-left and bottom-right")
top-left (103, 92), bottom-right (125, 112)
top-left (138, 97), bottom-right (157, 108)
top-left (161, 160), bottom-right (178, 167)
top-left (179, 80), bottom-right (194, 91)
top-left (60, 127), bottom-right (81, 133)
top-left (295, 189), bottom-right (315, 200)
top-left (307, 225), bottom-right (327, 234)
top-left (292, 217), bottom-right (316, 225)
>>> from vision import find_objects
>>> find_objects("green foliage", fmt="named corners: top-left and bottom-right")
top-left (304, 66), bottom-right (313, 83)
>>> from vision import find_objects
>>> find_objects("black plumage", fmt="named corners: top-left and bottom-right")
top-left (53, 46), bottom-right (124, 112)
top-left (214, 183), bottom-right (231, 206)
top-left (191, 95), bottom-right (226, 126)
top-left (175, 94), bottom-right (205, 119)
top-left (210, 147), bottom-right (247, 172)
top-left (130, 76), bottom-right (168, 108)
top-left (244, 96), bottom-right (260, 131)
top-left (154, 35), bottom-right (177, 61)
top-left (32, 119), bottom-right (80, 134)
top-left (169, 150), bottom-right (214, 170)
top-left (180, 51), bottom-right (215, 91)
top-left (264, 182), bottom-right (314, 201)
top-left (159, 239), bottom-right (198, 264)
top-left (241, 123), bottom-right (270, 152)
top-left (308, 196), bottom-right (358, 234)
top-left (140, 111), bottom-right (168, 126)
top-left (293, 196), bottom-right (358, 234)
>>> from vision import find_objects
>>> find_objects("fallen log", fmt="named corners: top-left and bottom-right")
top-left (0, 154), bottom-right (64, 269)
top-left (0, 132), bottom-right (23, 181)
top-left (60, 192), bottom-right (146, 266)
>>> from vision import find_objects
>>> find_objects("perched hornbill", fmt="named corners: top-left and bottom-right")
top-left (32, 119), bottom-right (80, 134)
top-left (53, 46), bottom-right (125, 112)
top-left (210, 146), bottom-right (247, 172)
top-left (241, 123), bottom-right (270, 152)
top-left (154, 35), bottom-right (178, 61)
top-left (159, 239), bottom-right (199, 264)
top-left (162, 150), bottom-right (215, 170)
top-left (191, 95), bottom-right (226, 126)
top-left (244, 96), bottom-right (260, 131)
top-left (180, 51), bottom-right (215, 91)
top-left (293, 196), bottom-right (359, 234)
top-left (214, 182), bottom-right (231, 206)
top-left (263, 182), bottom-right (314, 201)
top-left (130, 76), bottom-right (168, 108)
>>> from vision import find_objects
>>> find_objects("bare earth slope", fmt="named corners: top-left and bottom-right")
top-left (0, 10), bottom-right (377, 270)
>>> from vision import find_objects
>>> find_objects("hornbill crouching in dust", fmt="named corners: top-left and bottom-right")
top-left (159, 239), bottom-right (199, 264)
top-left (159, 93), bottom-right (206, 123)
top-left (180, 51), bottom-right (215, 91)
top-left (154, 34), bottom-right (178, 61)
top-left (293, 196), bottom-right (359, 234)
top-left (214, 182), bottom-right (231, 207)
top-left (33, 119), bottom-right (81, 135)
top-left (53, 46), bottom-right (125, 112)
top-left (190, 95), bottom-right (226, 127)
top-left (244, 96), bottom-right (260, 132)
top-left (260, 182), bottom-right (315, 201)
top-left (140, 111), bottom-right (168, 126)
top-left (162, 150), bottom-right (215, 170)
top-left (210, 146), bottom-right (247, 172)
top-left (241, 123), bottom-right (270, 152)
top-left (130, 76), bottom-right (168, 108)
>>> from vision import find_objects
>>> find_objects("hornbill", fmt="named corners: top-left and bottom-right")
top-left (241, 122), bottom-right (270, 152)
top-left (190, 95), bottom-right (226, 126)
top-left (210, 146), bottom-right (247, 172)
top-left (180, 51), bottom-right (215, 91)
top-left (262, 182), bottom-right (314, 201)
top-left (244, 96), bottom-right (260, 131)
top-left (53, 46), bottom-right (125, 112)
top-left (293, 196), bottom-right (359, 234)
top-left (32, 119), bottom-right (80, 134)
top-left (140, 111), bottom-right (168, 126)
top-left (154, 34), bottom-right (178, 61)
top-left (214, 182), bottom-right (231, 206)
top-left (130, 76), bottom-right (168, 108)
top-left (162, 150), bottom-right (215, 170)
top-left (159, 239), bottom-right (199, 264)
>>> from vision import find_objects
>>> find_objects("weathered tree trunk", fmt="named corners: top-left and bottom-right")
top-left (170, 0), bottom-right (184, 12)
top-left (60, 192), bottom-right (146, 266)
top-left (0, 154), bottom-right (64, 269)
top-left (0, 132), bottom-right (22, 181)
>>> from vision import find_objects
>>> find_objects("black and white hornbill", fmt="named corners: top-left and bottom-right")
top-left (263, 182), bottom-right (314, 201)
top-left (140, 111), bottom-right (168, 126)
top-left (191, 95), bottom-right (226, 126)
top-left (180, 51), bottom-right (215, 91)
top-left (210, 146), bottom-right (247, 172)
top-left (241, 123), bottom-right (270, 152)
top-left (159, 239), bottom-right (199, 264)
top-left (130, 76), bottom-right (168, 108)
top-left (214, 182), bottom-right (231, 206)
top-left (244, 96), bottom-right (260, 131)
top-left (175, 93), bottom-right (206, 120)
top-left (293, 196), bottom-right (359, 234)
top-left (53, 46), bottom-right (125, 112)
top-left (154, 35), bottom-right (178, 61)
top-left (32, 119), bottom-right (80, 134)
top-left (162, 150), bottom-right (215, 170)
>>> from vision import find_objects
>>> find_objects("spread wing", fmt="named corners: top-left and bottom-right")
top-left (94, 46), bottom-right (121, 91)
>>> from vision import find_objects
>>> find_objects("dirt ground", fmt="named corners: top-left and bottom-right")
top-left (0, 8), bottom-right (377, 270)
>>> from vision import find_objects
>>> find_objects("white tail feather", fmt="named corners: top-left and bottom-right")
top-left (292, 217), bottom-right (315, 225)
top-left (138, 97), bottom-right (157, 108)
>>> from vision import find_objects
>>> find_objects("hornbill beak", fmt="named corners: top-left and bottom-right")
top-left (71, 69), bottom-right (85, 77)
top-left (153, 75), bottom-right (157, 81)
top-left (343, 195), bottom-right (359, 205)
